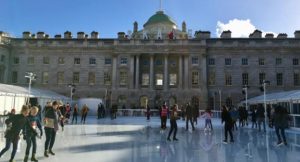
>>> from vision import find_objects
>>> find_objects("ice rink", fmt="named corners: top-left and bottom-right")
top-left (0, 117), bottom-right (299, 162)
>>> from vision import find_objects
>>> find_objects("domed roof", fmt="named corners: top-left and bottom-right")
top-left (143, 11), bottom-right (177, 27)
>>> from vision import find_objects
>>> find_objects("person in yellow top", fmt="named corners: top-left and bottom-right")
top-left (81, 104), bottom-right (89, 124)
top-left (167, 104), bottom-right (179, 141)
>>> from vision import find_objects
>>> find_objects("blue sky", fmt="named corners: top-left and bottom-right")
top-left (1, 0), bottom-right (300, 38)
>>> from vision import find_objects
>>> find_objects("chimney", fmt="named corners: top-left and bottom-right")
top-left (37, 31), bottom-right (45, 39)
top-left (91, 31), bottom-right (99, 39)
top-left (294, 30), bottom-right (300, 38)
top-left (64, 31), bottom-right (72, 39)
top-left (220, 30), bottom-right (231, 38)
top-left (54, 34), bottom-right (62, 39)
top-left (265, 33), bottom-right (274, 38)
top-left (23, 31), bottom-right (31, 39)
top-left (194, 31), bottom-right (211, 39)
top-left (249, 30), bottom-right (262, 38)
top-left (277, 33), bottom-right (287, 39)
top-left (118, 32), bottom-right (125, 39)
top-left (77, 32), bottom-right (85, 39)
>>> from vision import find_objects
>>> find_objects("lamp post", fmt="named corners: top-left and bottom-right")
top-left (68, 84), bottom-right (76, 105)
top-left (25, 72), bottom-right (36, 104)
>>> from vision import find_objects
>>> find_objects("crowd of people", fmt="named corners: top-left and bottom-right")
top-left (0, 100), bottom-right (291, 161)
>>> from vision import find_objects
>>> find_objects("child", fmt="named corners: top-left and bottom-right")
top-left (0, 105), bottom-right (35, 162)
top-left (24, 106), bottom-right (43, 162)
top-left (201, 108), bottom-right (213, 132)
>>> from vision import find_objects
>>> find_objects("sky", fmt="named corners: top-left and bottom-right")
top-left (1, 0), bottom-right (300, 38)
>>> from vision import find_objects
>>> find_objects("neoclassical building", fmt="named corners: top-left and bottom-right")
top-left (1, 10), bottom-right (300, 109)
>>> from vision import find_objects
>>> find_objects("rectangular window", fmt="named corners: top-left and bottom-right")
top-left (225, 58), bottom-right (231, 66)
top-left (294, 73), bottom-right (300, 86)
top-left (105, 58), bottom-right (112, 65)
top-left (276, 73), bottom-right (283, 86)
top-left (119, 71), bottom-right (128, 86)
top-left (192, 71), bottom-right (199, 85)
top-left (120, 57), bottom-right (128, 65)
top-left (259, 58), bottom-right (265, 65)
top-left (142, 74), bottom-right (150, 86)
top-left (43, 57), bottom-right (50, 64)
top-left (155, 74), bottom-right (163, 85)
top-left (208, 71), bottom-right (215, 86)
top-left (0, 55), bottom-right (5, 62)
top-left (259, 73), bottom-right (266, 84)
top-left (242, 73), bottom-right (248, 86)
top-left (89, 57), bottom-right (96, 65)
top-left (104, 72), bottom-right (111, 85)
top-left (73, 72), bottom-right (80, 84)
top-left (242, 58), bottom-right (248, 65)
top-left (74, 58), bottom-right (80, 65)
top-left (57, 72), bottom-right (64, 84)
top-left (13, 57), bottom-right (19, 64)
top-left (225, 73), bottom-right (232, 86)
top-left (276, 58), bottom-right (282, 65)
top-left (155, 59), bottom-right (163, 65)
top-left (42, 72), bottom-right (49, 84)
top-left (143, 60), bottom-right (149, 66)
top-left (191, 57), bottom-right (199, 65)
top-left (58, 57), bottom-right (65, 64)
top-left (208, 58), bottom-right (215, 65)
top-left (88, 72), bottom-right (96, 85)
top-left (293, 58), bottom-right (299, 65)
top-left (12, 71), bottom-right (18, 83)
top-left (169, 74), bottom-right (177, 86)
top-left (27, 57), bottom-right (34, 65)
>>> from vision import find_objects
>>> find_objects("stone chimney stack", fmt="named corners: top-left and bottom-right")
top-left (54, 34), bottom-right (62, 39)
top-left (64, 31), bottom-right (72, 39)
top-left (195, 31), bottom-right (211, 39)
top-left (91, 31), bottom-right (99, 39)
top-left (277, 33), bottom-right (288, 39)
top-left (23, 31), bottom-right (31, 39)
top-left (249, 30), bottom-right (262, 38)
top-left (182, 21), bottom-right (187, 33)
top-left (220, 30), bottom-right (231, 38)
top-left (134, 21), bottom-right (138, 33)
top-left (37, 32), bottom-right (45, 39)
top-left (265, 33), bottom-right (274, 38)
top-left (118, 32), bottom-right (125, 39)
top-left (295, 30), bottom-right (300, 38)
top-left (77, 32), bottom-right (85, 39)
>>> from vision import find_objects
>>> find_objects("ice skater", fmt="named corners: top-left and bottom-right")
top-left (167, 104), bottom-right (179, 141)
top-left (201, 108), bottom-right (213, 132)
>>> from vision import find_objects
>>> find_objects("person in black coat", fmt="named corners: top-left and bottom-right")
top-left (221, 105), bottom-right (234, 144)
top-left (0, 105), bottom-right (34, 162)
top-left (274, 105), bottom-right (289, 146)
top-left (186, 102), bottom-right (195, 131)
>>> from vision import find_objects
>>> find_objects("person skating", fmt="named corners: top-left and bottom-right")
top-left (274, 105), bottom-right (289, 146)
top-left (167, 104), bottom-right (179, 141)
top-left (23, 106), bottom-right (43, 162)
top-left (72, 104), bottom-right (78, 124)
top-left (146, 104), bottom-right (151, 121)
top-left (0, 105), bottom-right (34, 162)
top-left (221, 105), bottom-right (234, 144)
top-left (160, 103), bottom-right (168, 130)
top-left (44, 101), bottom-right (62, 157)
top-left (81, 104), bottom-right (89, 124)
top-left (201, 108), bottom-right (213, 131)
top-left (186, 102), bottom-right (195, 131)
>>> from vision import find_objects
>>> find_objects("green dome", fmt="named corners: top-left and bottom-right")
top-left (143, 11), bottom-right (177, 27)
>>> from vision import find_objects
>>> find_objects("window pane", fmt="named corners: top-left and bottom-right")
top-left (105, 58), bottom-right (112, 65)
top-left (89, 58), bottom-right (96, 65)
top-left (57, 72), bottom-right (64, 84)
top-left (74, 58), bottom-right (80, 65)
top-left (73, 72), bottom-right (80, 83)
top-left (42, 72), bottom-right (49, 84)
top-left (58, 57), bottom-right (65, 64)
top-left (88, 72), bottom-right (96, 85)
top-left (208, 71), bottom-right (215, 85)
top-left (119, 71), bottom-right (128, 85)
top-left (156, 74), bottom-right (163, 85)
top-left (277, 73), bottom-right (283, 86)
top-left (192, 71), bottom-right (199, 85)
top-left (192, 57), bottom-right (199, 65)
top-left (120, 57), bottom-right (128, 65)
top-left (104, 72), bottom-right (111, 85)
top-left (43, 57), bottom-right (50, 64)
top-left (169, 74), bottom-right (177, 86)
top-left (12, 71), bottom-right (18, 83)
top-left (142, 74), bottom-right (149, 86)
top-left (27, 57), bottom-right (34, 65)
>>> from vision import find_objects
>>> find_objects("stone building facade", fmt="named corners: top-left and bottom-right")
top-left (1, 11), bottom-right (300, 110)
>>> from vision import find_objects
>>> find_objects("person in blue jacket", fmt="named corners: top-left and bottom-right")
top-left (24, 106), bottom-right (43, 162)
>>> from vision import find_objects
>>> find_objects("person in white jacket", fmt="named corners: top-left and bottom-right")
top-left (201, 108), bottom-right (213, 131)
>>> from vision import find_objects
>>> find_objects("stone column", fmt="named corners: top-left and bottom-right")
top-left (130, 56), bottom-right (135, 89)
top-left (150, 55), bottom-right (154, 90)
top-left (164, 54), bottom-right (168, 90)
top-left (184, 55), bottom-right (189, 89)
top-left (135, 55), bottom-right (140, 89)
top-left (201, 54), bottom-right (207, 85)
top-left (178, 55), bottom-right (183, 89)
top-left (112, 55), bottom-right (118, 89)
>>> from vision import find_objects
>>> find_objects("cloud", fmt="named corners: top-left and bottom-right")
top-left (216, 19), bottom-right (277, 38)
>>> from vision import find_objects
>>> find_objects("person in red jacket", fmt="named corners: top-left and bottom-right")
top-left (160, 103), bottom-right (168, 130)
